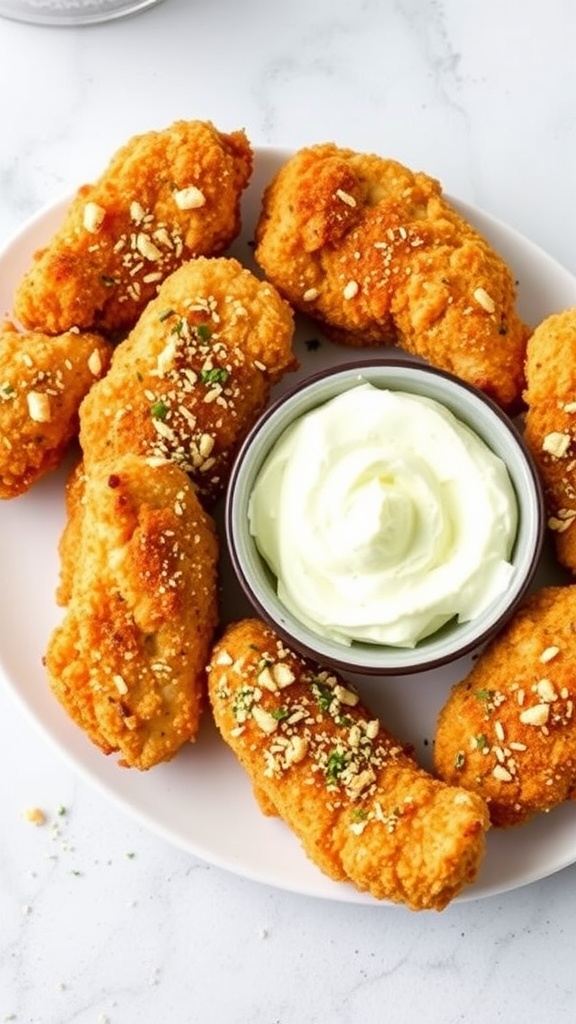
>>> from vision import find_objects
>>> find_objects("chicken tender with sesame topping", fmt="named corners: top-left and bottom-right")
top-left (208, 618), bottom-right (489, 911)
top-left (78, 256), bottom-right (296, 504)
top-left (0, 321), bottom-right (111, 498)
top-left (45, 453), bottom-right (219, 769)
top-left (255, 144), bottom-right (529, 411)
top-left (434, 586), bottom-right (576, 827)
top-left (13, 120), bottom-right (253, 337)
top-left (523, 309), bottom-right (576, 573)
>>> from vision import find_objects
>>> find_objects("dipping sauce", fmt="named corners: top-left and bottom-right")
top-left (248, 382), bottom-right (518, 648)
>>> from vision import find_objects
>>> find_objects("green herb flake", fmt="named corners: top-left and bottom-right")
top-left (326, 749), bottom-right (348, 783)
top-left (196, 323), bottom-right (212, 342)
top-left (311, 680), bottom-right (334, 714)
top-left (271, 707), bottom-right (290, 721)
top-left (454, 751), bottom-right (466, 771)
top-left (100, 274), bottom-right (117, 287)
top-left (170, 317), bottom-right (185, 337)
top-left (474, 733), bottom-right (488, 751)
top-left (232, 685), bottom-right (256, 723)
top-left (150, 399), bottom-right (169, 421)
top-left (335, 714), bottom-right (354, 728)
top-left (200, 367), bottom-right (229, 385)
top-left (158, 308), bottom-right (175, 322)
top-left (475, 688), bottom-right (494, 704)
top-left (0, 382), bottom-right (15, 399)
top-left (57, 805), bottom-right (67, 817)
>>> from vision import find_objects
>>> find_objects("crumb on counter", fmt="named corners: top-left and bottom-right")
top-left (22, 806), bottom-right (47, 826)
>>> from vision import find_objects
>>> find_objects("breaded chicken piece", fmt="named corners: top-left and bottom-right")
top-left (13, 120), bottom-right (253, 337)
top-left (523, 308), bottom-right (576, 573)
top-left (434, 586), bottom-right (576, 827)
top-left (255, 144), bottom-right (529, 411)
top-left (45, 453), bottom-right (219, 769)
top-left (0, 321), bottom-right (111, 498)
top-left (78, 256), bottom-right (296, 505)
top-left (208, 618), bottom-right (489, 911)
top-left (55, 459), bottom-right (86, 607)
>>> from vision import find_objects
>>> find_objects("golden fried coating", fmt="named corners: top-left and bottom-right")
top-left (13, 120), bottom-right (253, 337)
top-left (434, 586), bottom-right (576, 827)
top-left (208, 618), bottom-right (489, 911)
top-left (78, 256), bottom-right (296, 505)
top-left (255, 144), bottom-right (529, 410)
top-left (45, 453), bottom-right (219, 769)
top-left (523, 308), bottom-right (576, 573)
top-left (55, 459), bottom-right (86, 607)
top-left (0, 321), bottom-right (111, 498)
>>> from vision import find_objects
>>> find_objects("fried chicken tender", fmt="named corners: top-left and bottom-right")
top-left (255, 144), bottom-right (529, 410)
top-left (45, 453), bottom-right (219, 769)
top-left (0, 320), bottom-right (111, 498)
top-left (523, 308), bottom-right (576, 573)
top-left (13, 120), bottom-right (253, 337)
top-left (207, 618), bottom-right (490, 911)
top-left (434, 586), bottom-right (576, 827)
top-left (78, 256), bottom-right (296, 505)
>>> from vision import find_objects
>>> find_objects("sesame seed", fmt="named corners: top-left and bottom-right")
top-left (88, 349), bottom-right (102, 377)
top-left (130, 200), bottom-right (146, 224)
top-left (342, 280), bottom-right (359, 300)
top-left (113, 674), bottom-right (128, 695)
top-left (540, 646), bottom-right (560, 663)
top-left (136, 233), bottom-right (162, 261)
top-left (335, 188), bottom-right (357, 207)
top-left (473, 287), bottom-right (496, 313)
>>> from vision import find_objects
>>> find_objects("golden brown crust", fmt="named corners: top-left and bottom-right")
top-left (56, 459), bottom-right (87, 607)
top-left (45, 453), bottom-right (219, 769)
top-left (78, 255), bottom-right (296, 505)
top-left (523, 308), bottom-right (576, 573)
top-left (208, 618), bottom-right (489, 911)
top-left (13, 120), bottom-right (253, 337)
top-left (0, 321), bottom-right (111, 498)
top-left (255, 143), bottom-right (529, 410)
top-left (434, 586), bottom-right (576, 826)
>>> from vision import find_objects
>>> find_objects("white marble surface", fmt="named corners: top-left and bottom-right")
top-left (1, 1), bottom-right (576, 1021)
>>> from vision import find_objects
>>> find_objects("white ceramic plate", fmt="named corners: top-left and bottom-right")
top-left (1, 147), bottom-right (576, 906)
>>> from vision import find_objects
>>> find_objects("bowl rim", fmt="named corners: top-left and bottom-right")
top-left (225, 357), bottom-right (546, 675)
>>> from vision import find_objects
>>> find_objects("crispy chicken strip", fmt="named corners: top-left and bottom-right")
top-left (13, 120), bottom-right (253, 337)
top-left (523, 308), bottom-right (576, 573)
top-left (434, 586), bottom-right (576, 826)
top-left (255, 143), bottom-right (529, 410)
top-left (0, 321), bottom-right (111, 498)
top-left (78, 256), bottom-right (296, 505)
top-left (208, 618), bottom-right (489, 911)
top-left (45, 453), bottom-right (219, 769)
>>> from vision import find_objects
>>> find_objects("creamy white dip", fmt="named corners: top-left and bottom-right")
top-left (248, 382), bottom-right (518, 648)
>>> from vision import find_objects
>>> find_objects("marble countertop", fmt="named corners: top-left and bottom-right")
top-left (1, 1), bottom-right (576, 1021)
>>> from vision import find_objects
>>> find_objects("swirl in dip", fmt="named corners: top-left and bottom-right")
top-left (248, 382), bottom-right (518, 648)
